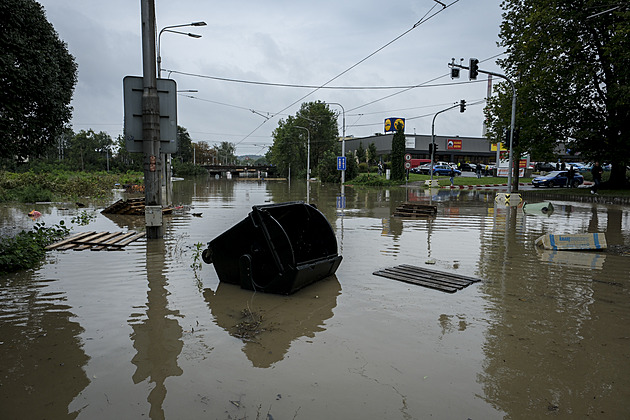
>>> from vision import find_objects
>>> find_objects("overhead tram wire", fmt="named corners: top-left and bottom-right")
top-left (231, 0), bottom-right (461, 147)
top-left (347, 53), bottom-right (505, 113)
top-left (167, 69), bottom-right (483, 90)
top-left (348, 98), bottom-right (487, 128)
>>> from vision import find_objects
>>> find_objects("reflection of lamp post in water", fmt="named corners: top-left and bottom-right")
top-left (130, 239), bottom-right (183, 418)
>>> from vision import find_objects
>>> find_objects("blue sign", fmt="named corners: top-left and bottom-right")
top-left (337, 156), bottom-right (346, 171)
top-left (336, 195), bottom-right (346, 209)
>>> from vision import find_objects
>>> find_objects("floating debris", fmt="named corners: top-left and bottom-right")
top-left (45, 231), bottom-right (145, 251)
top-left (393, 202), bottom-right (437, 217)
top-left (101, 198), bottom-right (172, 216)
top-left (373, 264), bottom-right (481, 293)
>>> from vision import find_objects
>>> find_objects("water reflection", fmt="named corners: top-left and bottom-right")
top-left (129, 239), bottom-right (183, 420)
top-left (0, 271), bottom-right (89, 419)
top-left (203, 275), bottom-right (341, 368)
top-left (476, 201), bottom-right (630, 418)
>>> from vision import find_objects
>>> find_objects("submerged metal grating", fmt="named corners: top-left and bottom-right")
top-left (373, 264), bottom-right (481, 293)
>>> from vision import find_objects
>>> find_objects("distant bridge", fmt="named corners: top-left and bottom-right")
top-left (199, 164), bottom-right (275, 178)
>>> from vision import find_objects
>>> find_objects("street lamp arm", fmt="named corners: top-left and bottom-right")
top-left (158, 21), bottom-right (206, 76)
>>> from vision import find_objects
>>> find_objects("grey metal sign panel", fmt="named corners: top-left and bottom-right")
top-left (123, 76), bottom-right (178, 153)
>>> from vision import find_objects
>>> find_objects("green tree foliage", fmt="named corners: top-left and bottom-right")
top-left (0, 0), bottom-right (78, 162)
top-left (193, 141), bottom-right (217, 164)
top-left (268, 101), bottom-right (339, 179)
top-left (356, 143), bottom-right (365, 164)
top-left (485, 0), bottom-right (630, 187)
top-left (67, 129), bottom-right (113, 171)
top-left (367, 142), bottom-right (378, 165)
top-left (390, 122), bottom-right (406, 181)
top-left (113, 134), bottom-right (143, 171)
top-left (174, 126), bottom-right (194, 163)
top-left (216, 141), bottom-right (236, 164)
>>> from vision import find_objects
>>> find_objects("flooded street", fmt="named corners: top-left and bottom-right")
top-left (1, 178), bottom-right (629, 419)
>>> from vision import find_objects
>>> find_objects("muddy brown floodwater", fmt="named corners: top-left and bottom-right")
top-left (1, 178), bottom-right (629, 419)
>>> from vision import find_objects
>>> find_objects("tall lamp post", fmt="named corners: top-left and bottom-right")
top-left (295, 125), bottom-right (310, 203)
top-left (327, 102), bottom-right (345, 184)
top-left (157, 21), bottom-right (205, 206)
top-left (294, 126), bottom-right (310, 182)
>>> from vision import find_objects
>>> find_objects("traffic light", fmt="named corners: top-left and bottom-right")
top-left (460, 99), bottom-right (466, 113)
top-left (450, 67), bottom-right (460, 79)
top-left (428, 143), bottom-right (433, 155)
top-left (469, 58), bottom-right (479, 80)
top-left (434, 143), bottom-right (438, 153)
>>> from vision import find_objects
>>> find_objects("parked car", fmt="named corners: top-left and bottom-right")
top-left (414, 163), bottom-right (433, 174)
top-left (433, 165), bottom-right (461, 176)
top-left (532, 170), bottom-right (584, 187)
top-left (459, 163), bottom-right (476, 172)
top-left (566, 162), bottom-right (590, 172)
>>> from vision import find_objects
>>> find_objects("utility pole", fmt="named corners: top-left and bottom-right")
top-left (141, 0), bottom-right (163, 238)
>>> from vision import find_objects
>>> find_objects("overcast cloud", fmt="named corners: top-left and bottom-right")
top-left (37, 0), bottom-right (506, 155)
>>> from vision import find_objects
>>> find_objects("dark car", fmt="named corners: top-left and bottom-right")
top-left (534, 162), bottom-right (556, 172)
top-left (532, 170), bottom-right (584, 187)
top-left (459, 163), bottom-right (475, 172)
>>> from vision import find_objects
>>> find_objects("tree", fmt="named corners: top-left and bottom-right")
top-left (356, 143), bottom-right (365, 164)
top-left (485, 0), bottom-right (630, 188)
top-left (0, 0), bottom-right (78, 162)
top-left (113, 134), bottom-right (142, 171)
top-left (194, 141), bottom-right (216, 165)
top-left (367, 142), bottom-right (378, 165)
top-left (66, 129), bottom-right (112, 171)
top-left (268, 101), bottom-right (339, 179)
top-left (216, 141), bottom-right (236, 164)
top-left (390, 122), bottom-right (406, 181)
top-left (174, 126), bottom-right (193, 163)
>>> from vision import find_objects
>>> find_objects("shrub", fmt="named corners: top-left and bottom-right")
top-left (0, 222), bottom-right (70, 274)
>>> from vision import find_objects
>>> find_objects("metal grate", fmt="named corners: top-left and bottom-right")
top-left (373, 264), bottom-right (481, 293)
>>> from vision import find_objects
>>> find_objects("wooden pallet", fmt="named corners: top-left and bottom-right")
top-left (45, 231), bottom-right (145, 251)
top-left (373, 264), bottom-right (481, 293)
top-left (101, 198), bottom-right (173, 215)
top-left (393, 202), bottom-right (437, 217)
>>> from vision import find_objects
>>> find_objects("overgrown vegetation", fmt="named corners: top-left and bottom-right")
top-left (0, 169), bottom-right (143, 202)
top-left (0, 222), bottom-right (70, 274)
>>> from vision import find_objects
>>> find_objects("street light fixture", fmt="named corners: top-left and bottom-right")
top-left (156, 21), bottom-right (205, 207)
top-left (157, 21), bottom-right (206, 76)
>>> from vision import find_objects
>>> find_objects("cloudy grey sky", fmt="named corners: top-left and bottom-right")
top-left (38, 0), bottom-right (506, 156)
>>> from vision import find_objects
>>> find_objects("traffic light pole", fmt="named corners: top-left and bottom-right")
top-left (430, 103), bottom-right (461, 182)
top-left (449, 61), bottom-right (518, 193)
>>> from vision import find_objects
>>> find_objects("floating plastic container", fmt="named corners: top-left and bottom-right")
top-left (202, 201), bottom-right (342, 294)
top-left (535, 233), bottom-right (607, 251)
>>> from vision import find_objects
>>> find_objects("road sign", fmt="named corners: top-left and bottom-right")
top-left (337, 156), bottom-right (346, 171)
top-left (404, 153), bottom-right (412, 161)
top-left (405, 162), bottom-right (411, 169)
top-left (123, 76), bottom-right (178, 153)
